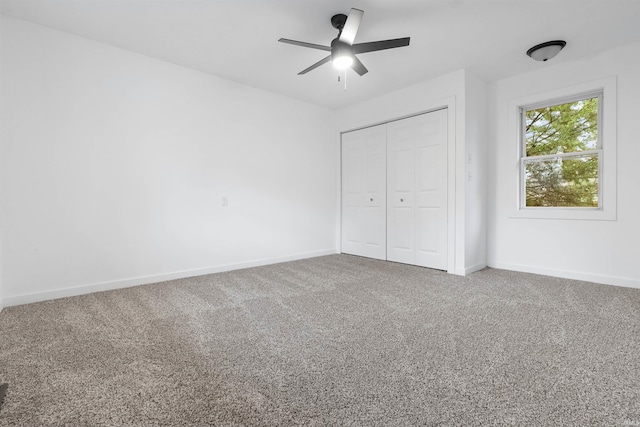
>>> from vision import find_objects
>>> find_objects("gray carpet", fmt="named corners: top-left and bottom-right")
top-left (0, 254), bottom-right (638, 426)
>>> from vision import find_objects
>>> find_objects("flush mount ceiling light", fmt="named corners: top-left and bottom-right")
top-left (526, 40), bottom-right (567, 61)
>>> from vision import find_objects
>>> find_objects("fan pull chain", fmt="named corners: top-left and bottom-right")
top-left (337, 71), bottom-right (347, 91)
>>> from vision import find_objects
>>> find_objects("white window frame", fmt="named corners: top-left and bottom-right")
top-left (510, 77), bottom-right (617, 221)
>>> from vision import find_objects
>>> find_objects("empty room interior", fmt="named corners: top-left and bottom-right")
top-left (1, 0), bottom-right (639, 425)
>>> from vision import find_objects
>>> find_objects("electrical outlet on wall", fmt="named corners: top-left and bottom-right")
top-left (221, 196), bottom-right (228, 206)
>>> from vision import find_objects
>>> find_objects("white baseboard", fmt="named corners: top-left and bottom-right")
top-left (488, 261), bottom-right (640, 290)
top-left (3, 249), bottom-right (338, 308)
top-left (465, 263), bottom-right (488, 275)
top-left (452, 263), bottom-right (488, 276)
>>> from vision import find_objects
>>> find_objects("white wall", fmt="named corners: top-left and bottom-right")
top-left (488, 40), bottom-right (640, 289)
top-left (0, 14), bottom-right (4, 311)
top-left (464, 72), bottom-right (488, 274)
top-left (0, 15), bottom-right (338, 306)
top-left (336, 69), bottom-right (488, 275)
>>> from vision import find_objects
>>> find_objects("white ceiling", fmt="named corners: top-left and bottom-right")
top-left (2, 0), bottom-right (640, 110)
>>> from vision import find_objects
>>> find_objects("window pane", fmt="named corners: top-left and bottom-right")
top-left (525, 97), bottom-right (598, 157)
top-left (525, 154), bottom-right (599, 207)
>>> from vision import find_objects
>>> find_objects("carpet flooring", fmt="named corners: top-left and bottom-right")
top-left (0, 254), bottom-right (639, 426)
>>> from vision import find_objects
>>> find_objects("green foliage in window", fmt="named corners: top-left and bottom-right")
top-left (524, 97), bottom-right (599, 207)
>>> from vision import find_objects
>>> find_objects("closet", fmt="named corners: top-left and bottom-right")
top-left (341, 108), bottom-right (448, 270)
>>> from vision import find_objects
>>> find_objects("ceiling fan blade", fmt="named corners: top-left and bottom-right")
top-left (339, 8), bottom-right (364, 45)
top-left (278, 38), bottom-right (331, 51)
top-left (351, 56), bottom-right (368, 76)
top-left (298, 55), bottom-right (332, 75)
top-left (353, 37), bottom-right (410, 54)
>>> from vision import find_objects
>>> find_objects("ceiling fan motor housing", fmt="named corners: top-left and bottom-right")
top-left (331, 38), bottom-right (352, 60)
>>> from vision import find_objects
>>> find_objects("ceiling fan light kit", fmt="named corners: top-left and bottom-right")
top-left (333, 55), bottom-right (353, 70)
top-left (331, 40), bottom-right (354, 69)
top-left (526, 40), bottom-right (566, 61)
top-left (279, 8), bottom-right (410, 77)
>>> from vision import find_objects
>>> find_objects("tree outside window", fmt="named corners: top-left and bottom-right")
top-left (521, 94), bottom-right (601, 208)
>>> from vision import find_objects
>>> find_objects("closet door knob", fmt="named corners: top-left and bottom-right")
top-left (370, 198), bottom-right (373, 202)
top-left (400, 198), bottom-right (404, 202)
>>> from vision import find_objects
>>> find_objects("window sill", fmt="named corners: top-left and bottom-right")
top-left (510, 207), bottom-right (616, 221)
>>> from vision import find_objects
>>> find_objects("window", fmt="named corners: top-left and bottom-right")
top-left (510, 77), bottom-right (616, 220)
top-left (520, 93), bottom-right (601, 208)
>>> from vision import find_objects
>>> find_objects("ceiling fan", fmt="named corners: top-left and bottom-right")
top-left (278, 8), bottom-right (410, 76)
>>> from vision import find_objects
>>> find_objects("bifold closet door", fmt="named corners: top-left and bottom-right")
top-left (387, 109), bottom-right (448, 270)
top-left (341, 124), bottom-right (386, 260)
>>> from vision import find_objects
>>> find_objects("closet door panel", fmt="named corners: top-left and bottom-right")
top-left (363, 136), bottom-right (386, 255)
top-left (387, 117), bottom-right (416, 264)
top-left (414, 109), bottom-right (448, 270)
top-left (341, 133), bottom-right (364, 255)
top-left (341, 125), bottom-right (386, 260)
top-left (342, 205), bottom-right (363, 250)
top-left (387, 109), bottom-right (448, 270)
top-left (417, 207), bottom-right (438, 253)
